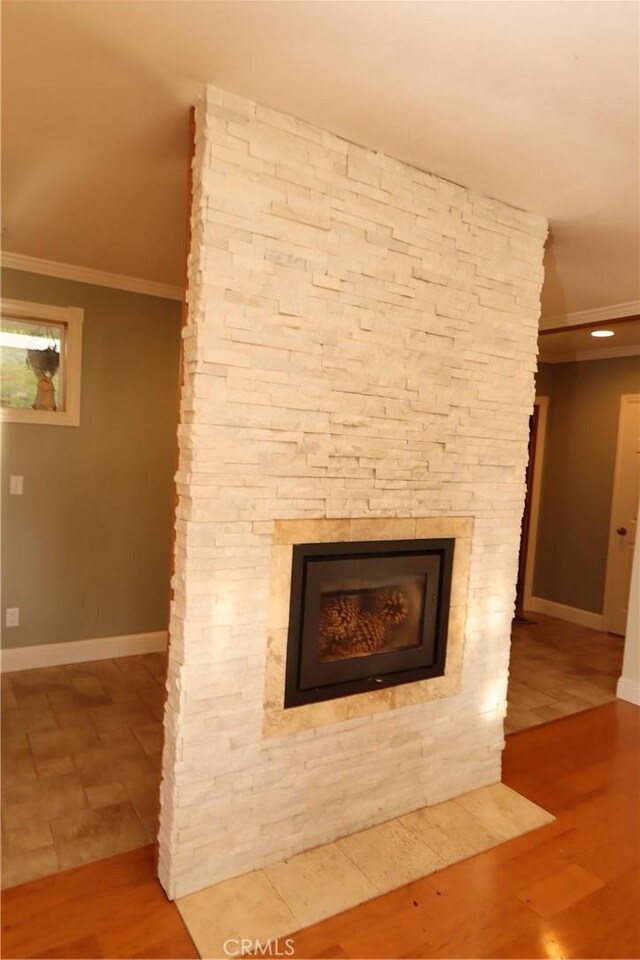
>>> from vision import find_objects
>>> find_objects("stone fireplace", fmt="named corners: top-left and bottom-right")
top-left (158, 86), bottom-right (547, 900)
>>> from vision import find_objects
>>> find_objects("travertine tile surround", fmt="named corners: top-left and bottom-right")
top-left (159, 85), bottom-right (547, 899)
top-left (264, 517), bottom-right (471, 735)
top-left (177, 783), bottom-right (555, 959)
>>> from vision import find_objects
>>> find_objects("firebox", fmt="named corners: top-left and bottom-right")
top-left (284, 538), bottom-right (454, 707)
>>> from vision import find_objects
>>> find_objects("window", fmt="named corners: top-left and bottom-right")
top-left (0, 299), bottom-right (83, 426)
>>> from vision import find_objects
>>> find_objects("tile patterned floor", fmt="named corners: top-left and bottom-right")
top-left (1, 653), bottom-right (166, 889)
top-left (176, 783), bottom-right (555, 959)
top-left (505, 614), bottom-right (624, 734)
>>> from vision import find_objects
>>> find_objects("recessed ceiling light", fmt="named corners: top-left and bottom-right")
top-left (590, 329), bottom-right (615, 338)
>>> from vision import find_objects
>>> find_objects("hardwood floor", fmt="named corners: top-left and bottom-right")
top-left (2, 701), bottom-right (638, 959)
top-left (0, 845), bottom-right (198, 960)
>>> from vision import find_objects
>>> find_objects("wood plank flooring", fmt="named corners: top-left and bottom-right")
top-left (0, 844), bottom-right (198, 960)
top-left (2, 700), bottom-right (638, 959)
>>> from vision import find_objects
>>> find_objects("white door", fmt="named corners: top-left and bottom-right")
top-left (603, 395), bottom-right (640, 635)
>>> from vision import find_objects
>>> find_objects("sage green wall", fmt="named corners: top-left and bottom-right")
top-left (533, 356), bottom-right (640, 613)
top-left (1, 269), bottom-right (181, 649)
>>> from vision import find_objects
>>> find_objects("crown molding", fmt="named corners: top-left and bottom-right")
top-left (540, 300), bottom-right (640, 331)
top-left (1, 251), bottom-right (184, 302)
top-left (540, 344), bottom-right (640, 364)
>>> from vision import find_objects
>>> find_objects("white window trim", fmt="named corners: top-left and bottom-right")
top-left (1, 298), bottom-right (84, 427)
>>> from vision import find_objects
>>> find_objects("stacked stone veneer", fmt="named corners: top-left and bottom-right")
top-left (159, 85), bottom-right (547, 899)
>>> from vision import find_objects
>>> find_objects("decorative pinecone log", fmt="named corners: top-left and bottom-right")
top-left (373, 588), bottom-right (409, 626)
top-left (344, 612), bottom-right (385, 655)
top-left (318, 595), bottom-right (359, 657)
top-left (319, 595), bottom-right (359, 640)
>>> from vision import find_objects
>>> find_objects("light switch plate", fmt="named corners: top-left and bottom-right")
top-left (6, 608), bottom-right (19, 628)
top-left (9, 476), bottom-right (24, 495)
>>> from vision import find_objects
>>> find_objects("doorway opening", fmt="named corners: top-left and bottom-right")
top-left (506, 317), bottom-right (638, 734)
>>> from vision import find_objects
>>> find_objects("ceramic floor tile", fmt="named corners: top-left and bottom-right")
top-left (34, 755), bottom-right (76, 779)
top-left (507, 682), bottom-right (556, 711)
top-left (177, 870), bottom-right (298, 960)
top-left (337, 819), bottom-right (446, 894)
top-left (50, 801), bottom-right (149, 870)
top-left (507, 616), bottom-right (622, 734)
top-left (131, 722), bottom-right (165, 755)
top-left (264, 842), bottom-right (377, 927)
top-left (400, 798), bottom-right (503, 864)
top-left (13, 691), bottom-right (50, 709)
top-left (27, 728), bottom-right (73, 762)
top-left (1, 731), bottom-right (29, 754)
top-left (1, 690), bottom-right (18, 711)
top-left (89, 703), bottom-right (154, 733)
top-left (1, 747), bottom-right (38, 785)
top-left (1, 653), bottom-right (165, 888)
top-left (455, 782), bottom-right (554, 842)
top-left (98, 728), bottom-right (149, 759)
top-left (124, 774), bottom-right (161, 819)
top-left (10, 666), bottom-right (71, 696)
top-left (1, 844), bottom-right (60, 889)
top-left (73, 746), bottom-right (122, 788)
top-left (85, 781), bottom-right (129, 809)
top-left (2, 799), bottom-right (49, 834)
top-left (2, 821), bottom-right (54, 856)
top-left (533, 697), bottom-right (595, 722)
top-left (2, 704), bottom-right (59, 736)
top-left (504, 705), bottom-right (546, 734)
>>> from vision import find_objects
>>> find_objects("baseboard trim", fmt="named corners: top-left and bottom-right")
top-left (1, 631), bottom-right (167, 673)
top-left (616, 677), bottom-right (640, 707)
top-left (526, 597), bottom-right (604, 630)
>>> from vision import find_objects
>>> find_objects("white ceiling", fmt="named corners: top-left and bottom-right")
top-left (2, 1), bottom-right (639, 318)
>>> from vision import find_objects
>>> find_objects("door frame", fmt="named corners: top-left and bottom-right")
top-left (603, 394), bottom-right (640, 633)
top-left (522, 396), bottom-right (549, 612)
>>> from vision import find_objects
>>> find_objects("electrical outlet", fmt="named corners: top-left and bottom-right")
top-left (6, 608), bottom-right (19, 628)
top-left (9, 476), bottom-right (24, 495)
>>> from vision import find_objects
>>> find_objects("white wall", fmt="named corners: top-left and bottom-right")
top-left (158, 86), bottom-right (547, 900)
top-left (617, 530), bottom-right (640, 705)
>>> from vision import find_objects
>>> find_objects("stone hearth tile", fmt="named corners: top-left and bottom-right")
top-left (264, 842), bottom-right (377, 927)
top-left (337, 819), bottom-right (446, 894)
top-left (400, 799), bottom-right (503, 864)
top-left (455, 782), bottom-right (555, 841)
top-left (177, 870), bottom-right (298, 959)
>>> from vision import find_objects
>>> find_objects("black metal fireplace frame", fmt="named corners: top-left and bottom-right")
top-left (284, 538), bottom-right (454, 708)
